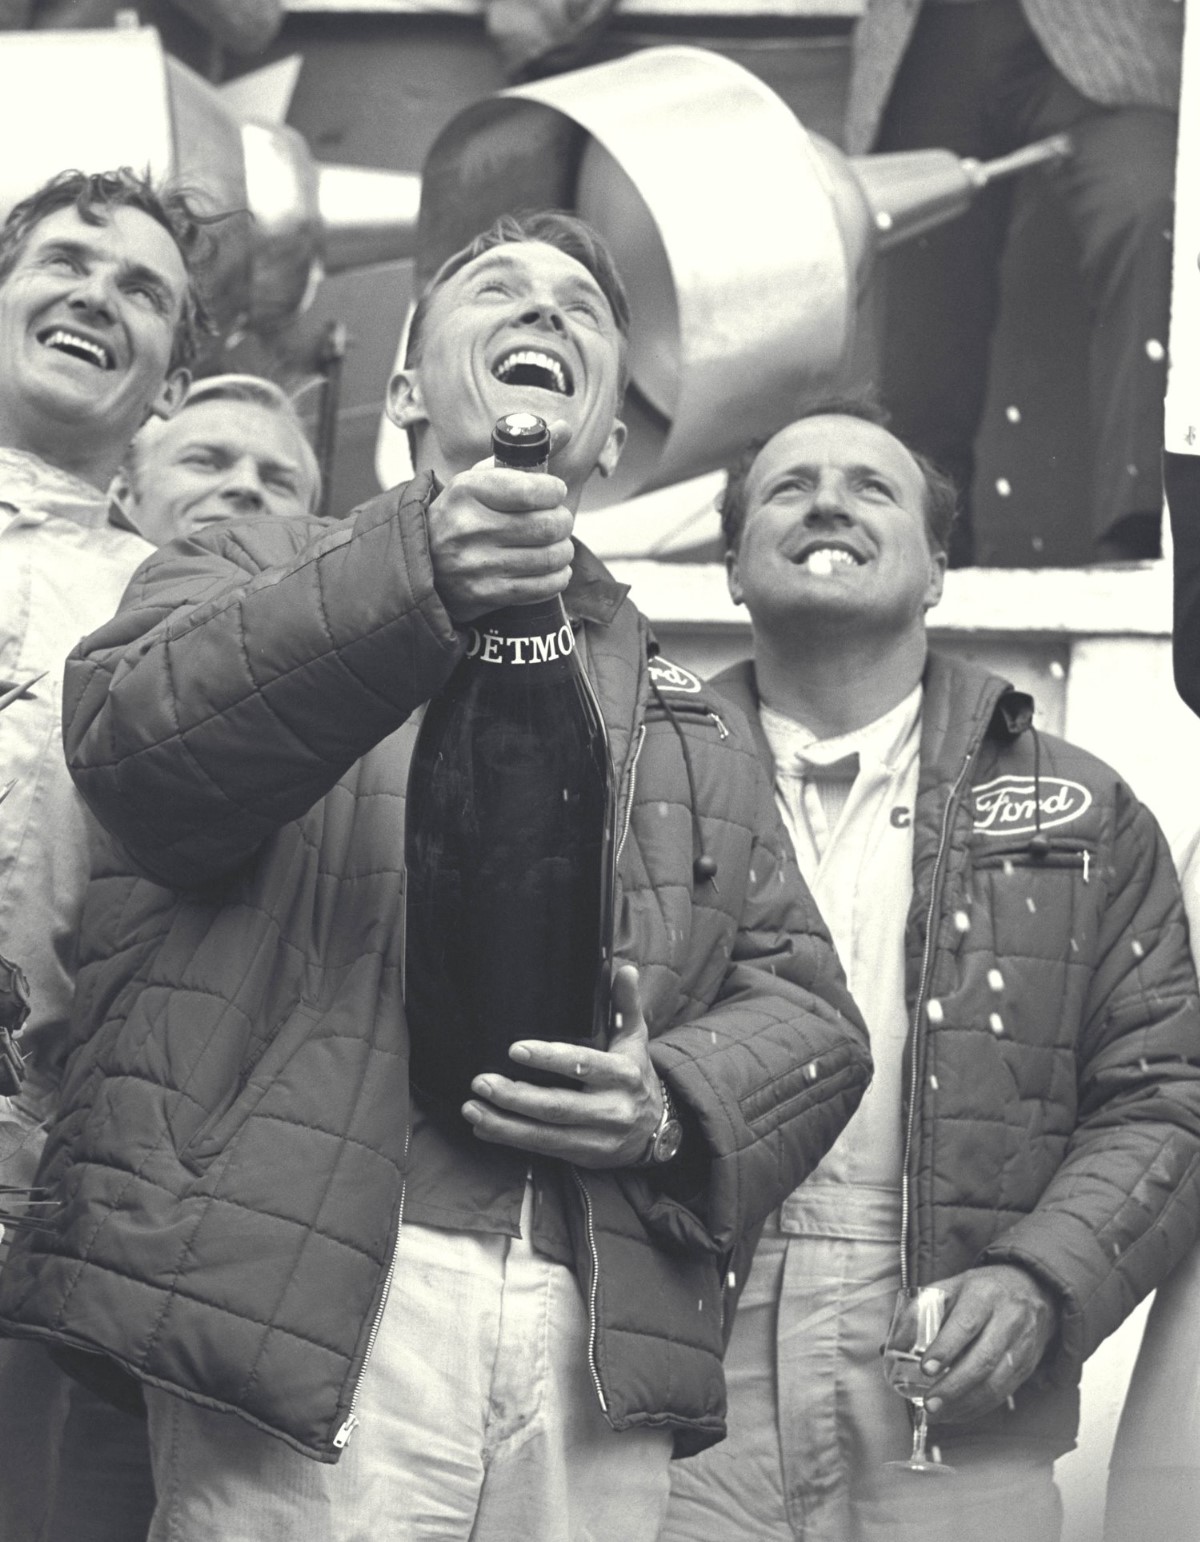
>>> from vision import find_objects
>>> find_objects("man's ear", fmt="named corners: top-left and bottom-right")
top-left (725, 546), bottom-right (745, 606)
top-left (149, 368), bottom-right (189, 424)
top-left (595, 417), bottom-right (627, 480)
top-left (386, 368), bottom-right (428, 431)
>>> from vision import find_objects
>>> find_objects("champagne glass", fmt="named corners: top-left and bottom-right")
top-left (882, 1285), bottom-right (956, 1475)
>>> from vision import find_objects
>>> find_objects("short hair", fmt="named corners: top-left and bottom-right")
top-left (0, 168), bottom-right (214, 372)
top-left (127, 373), bottom-right (322, 514)
top-left (403, 214), bottom-right (632, 466)
top-left (719, 392), bottom-right (959, 558)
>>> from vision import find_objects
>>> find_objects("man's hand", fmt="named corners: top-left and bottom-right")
top-left (920, 1263), bottom-right (1059, 1424)
top-left (461, 964), bottom-right (663, 1168)
top-left (428, 421), bottom-right (576, 623)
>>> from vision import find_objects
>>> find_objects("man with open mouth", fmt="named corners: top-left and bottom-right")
top-left (0, 167), bottom-right (204, 1541)
top-left (663, 395), bottom-right (1200, 1542)
top-left (0, 210), bottom-right (872, 1540)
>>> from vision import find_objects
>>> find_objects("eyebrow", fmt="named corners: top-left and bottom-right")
top-left (34, 238), bottom-right (179, 310)
top-left (173, 438), bottom-right (302, 476)
top-left (466, 251), bottom-right (607, 307)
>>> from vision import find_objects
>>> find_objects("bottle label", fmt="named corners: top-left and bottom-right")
top-left (463, 619), bottom-right (576, 666)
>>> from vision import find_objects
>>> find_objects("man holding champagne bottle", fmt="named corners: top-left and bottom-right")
top-left (0, 212), bottom-right (871, 1540)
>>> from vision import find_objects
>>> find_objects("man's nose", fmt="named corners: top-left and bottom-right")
top-left (67, 270), bottom-right (118, 325)
top-left (514, 301), bottom-right (567, 336)
top-left (803, 492), bottom-right (853, 526)
top-left (220, 462), bottom-right (265, 511)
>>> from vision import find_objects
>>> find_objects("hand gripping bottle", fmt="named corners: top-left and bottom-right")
top-left (403, 413), bottom-right (615, 1116)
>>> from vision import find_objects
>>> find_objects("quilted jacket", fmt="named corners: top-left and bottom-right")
top-left (0, 476), bottom-right (870, 1462)
top-left (716, 651), bottom-right (1200, 1455)
top-left (846, 0), bottom-right (1183, 155)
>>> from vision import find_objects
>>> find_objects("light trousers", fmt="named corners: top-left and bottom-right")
top-left (146, 1187), bottom-right (671, 1541)
top-left (663, 1184), bottom-right (1062, 1542)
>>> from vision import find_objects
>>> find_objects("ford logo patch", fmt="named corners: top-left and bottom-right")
top-left (648, 658), bottom-right (702, 694)
top-left (972, 774), bottom-right (1093, 836)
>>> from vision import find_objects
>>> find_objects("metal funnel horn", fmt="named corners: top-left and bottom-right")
top-left (0, 27), bottom-right (420, 347)
top-left (408, 45), bottom-right (1073, 508)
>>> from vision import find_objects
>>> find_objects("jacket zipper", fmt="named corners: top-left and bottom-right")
top-left (615, 724), bottom-right (647, 867)
top-left (333, 1120), bottom-right (411, 1449)
top-left (899, 747), bottom-right (976, 1292)
top-left (571, 1169), bottom-right (610, 1416)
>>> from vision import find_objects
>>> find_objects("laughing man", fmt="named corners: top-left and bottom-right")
top-left (663, 396), bottom-right (1200, 1542)
top-left (0, 213), bottom-right (870, 1540)
top-left (0, 168), bottom-right (203, 1541)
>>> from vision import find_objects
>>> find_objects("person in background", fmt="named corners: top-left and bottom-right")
top-left (0, 166), bottom-right (204, 1541)
top-left (662, 396), bottom-right (1200, 1542)
top-left (1103, 441), bottom-right (1200, 1541)
top-left (848, 0), bottom-right (1180, 564)
top-left (111, 372), bottom-right (320, 544)
top-left (0, 211), bottom-right (870, 1541)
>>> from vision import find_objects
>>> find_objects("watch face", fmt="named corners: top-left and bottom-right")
top-left (654, 1119), bottom-right (684, 1164)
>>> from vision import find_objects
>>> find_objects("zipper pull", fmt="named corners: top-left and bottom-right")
top-left (707, 712), bottom-right (729, 740)
top-left (333, 1413), bottom-right (360, 1450)
top-left (1082, 851), bottom-right (1090, 883)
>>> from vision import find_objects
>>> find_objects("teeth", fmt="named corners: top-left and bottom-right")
top-left (803, 548), bottom-right (858, 576)
top-left (42, 329), bottom-right (110, 368)
top-left (494, 349), bottom-right (568, 394)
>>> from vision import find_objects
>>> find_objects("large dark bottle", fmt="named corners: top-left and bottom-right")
top-left (404, 413), bottom-right (615, 1116)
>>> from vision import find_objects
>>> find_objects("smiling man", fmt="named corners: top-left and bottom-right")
top-left (0, 167), bottom-right (206, 1541)
top-left (0, 212), bottom-right (871, 1541)
top-left (112, 373), bottom-right (321, 544)
top-left (660, 396), bottom-right (1200, 1542)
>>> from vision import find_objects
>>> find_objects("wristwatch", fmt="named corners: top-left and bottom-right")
top-left (636, 1079), bottom-right (684, 1167)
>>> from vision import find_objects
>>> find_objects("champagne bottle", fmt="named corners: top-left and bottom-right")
top-left (403, 413), bottom-right (615, 1116)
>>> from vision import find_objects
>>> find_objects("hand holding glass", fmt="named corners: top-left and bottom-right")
top-left (882, 1286), bottom-right (956, 1475)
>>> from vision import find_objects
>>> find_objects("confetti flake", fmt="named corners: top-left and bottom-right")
top-left (929, 1074), bottom-right (939, 1091)
top-left (989, 1013), bottom-right (1004, 1035)
top-left (804, 1061), bottom-right (819, 1083)
top-left (1005, 405), bottom-right (1022, 424)
top-left (1025, 897), bottom-right (1037, 914)
top-left (726, 1271), bottom-right (737, 1290)
top-left (1049, 661), bottom-right (1065, 680)
top-left (1132, 940), bottom-right (1146, 959)
top-left (953, 910), bottom-right (971, 934)
top-left (996, 477), bottom-right (1012, 497)
top-left (1145, 338), bottom-right (1166, 362)
top-left (988, 969), bottom-right (1005, 992)
top-left (1002, 859), bottom-right (1014, 878)
top-left (926, 999), bottom-right (944, 1025)
top-left (876, 210), bottom-right (894, 232)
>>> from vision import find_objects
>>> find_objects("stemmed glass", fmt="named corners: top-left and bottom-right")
top-left (882, 1285), bottom-right (956, 1475)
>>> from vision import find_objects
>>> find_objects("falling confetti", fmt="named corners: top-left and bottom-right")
top-left (726, 1271), bottom-right (737, 1290)
top-left (1005, 405), bottom-right (1022, 424)
top-left (1026, 897), bottom-right (1037, 914)
top-left (876, 210), bottom-right (894, 232)
top-left (1031, 536), bottom-right (1044, 552)
top-left (988, 968), bottom-right (1005, 992)
top-left (929, 1074), bottom-right (939, 1091)
top-left (1002, 859), bottom-right (1014, 877)
top-left (1049, 661), bottom-right (1065, 680)
top-left (1126, 464), bottom-right (1138, 478)
top-left (927, 999), bottom-right (944, 1025)
top-left (657, 801), bottom-right (669, 818)
top-left (996, 478), bottom-right (1012, 497)
top-left (1139, 1058), bottom-right (1150, 1074)
top-left (1132, 940), bottom-right (1145, 959)
top-left (989, 1013), bottom-right (1004, 1035)
top-left (804, 1062), bottom-right (819, 1082)
top-left (953, 910), bottom-right (971, 934)
top-left (1145, 339), bottom-right (1166, 362)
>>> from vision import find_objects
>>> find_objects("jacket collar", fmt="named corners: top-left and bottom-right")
top-left (0, 446), bottom-right (109, 530)
top-left (565, 539), bottom-right (630, 627)
top-left (712, 649), bottom-right (1034, 783)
